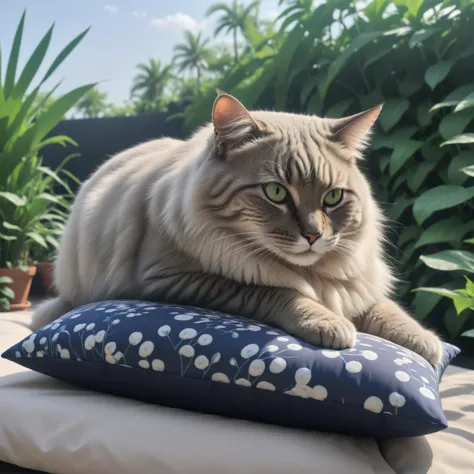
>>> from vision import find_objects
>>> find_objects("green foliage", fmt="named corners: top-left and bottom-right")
top-left (413, 104), bottom-right (474, 340)
top-left (103, 1), bottom-right (276, 114)
top-left (420, 249), bottom-right (474, 273)
top-left (130, 60), bottom-right (173, 113)
top-left (0, 11), bottom-right (94, 184)
top-left (76, 63), bottom-right (175, 118)
top-left (206, 0), bottom-right (260, 62)
top-left (416, 242), bottom-right (474, 339)
top-left (413, 186), bottom-right (474, 225)
top-left (173, 32), bottom-right (211, 93)
top-left (442, 133), bottom-right (474, 146)
top-left (205, 44), bottom-right (235, 75)
top-left (33, 92), bottom-right (58, 116)
top-left (105, 101), bottom-right (136, 117)
top-left (1, 153), bottom-right (78, 268)
top-left (73, 87), bottom-right (109, 118)
top-left (0, 11), bottom-right (89, 307)
top-left (180, 0), bottom-right (474, 342)
top-left (0, 275), bottom-right (14, 310)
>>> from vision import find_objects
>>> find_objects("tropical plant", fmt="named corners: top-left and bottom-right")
top-left (31, 171), bottom-right (78, 264)
top-left (415, 141), bottom-right (474, 349)
top-left (415, 241), bottom-right (474, 327)
top-left (105, 101), bottom-right (136, 117)
top-left (206, 43), bottom-right (235, 75)
top-left (171, 77), bottom-right (201, 103)
top-left (172, 31), bottom-right (210, 93)
top-left (131, 59), bottom-right (173, 112)
top-left (0, 275), bottom-right (14, 309)
top-left (112, 102), bottom-right (136, 116)
top-left (1, 154), bottom-right (77, 265)
top-left (206, 0), bottom-right (260, 62)
top-left (0, 152), bottom-right (78, 309)
top-left (74, 87), bottom-right (108, 118)
top-left (0, 10), bottom-right (93, 188)
top-left (277, 0), bottom-right (314, 20)
top-left (32, 92), bottom-right (57, 116)
top-left (0, 10), bottom-right (93, 307)
top-left (181, 0), bottom-right (474, 344)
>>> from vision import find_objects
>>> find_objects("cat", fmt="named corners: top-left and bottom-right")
top-left (32, 91), bottom-right (443, 365)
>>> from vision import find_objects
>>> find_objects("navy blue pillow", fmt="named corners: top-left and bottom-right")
top-left (2, 300), bottom-right (459, 438)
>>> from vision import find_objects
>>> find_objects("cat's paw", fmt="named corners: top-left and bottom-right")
top-left (405, 331), bottom-right (443, 366)
top-left (300, 316), bottom-right (357, 350)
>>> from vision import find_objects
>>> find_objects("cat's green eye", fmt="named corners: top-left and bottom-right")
top-left (263, 182), bottom-right (288, 203)
top-left (324, 188), bottom-right (344, 207)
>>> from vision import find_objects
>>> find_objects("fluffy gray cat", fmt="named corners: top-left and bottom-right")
top-left (32, 92), bottom-right (443, 365)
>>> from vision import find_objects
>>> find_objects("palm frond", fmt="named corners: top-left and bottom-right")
top-left (205, 3), bottom-right (233, 17)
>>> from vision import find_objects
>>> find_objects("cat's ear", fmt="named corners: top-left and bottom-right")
top-left (212, 91), bottom-right (260, 153)
top-left (331, 104), bottom-right (383, 153)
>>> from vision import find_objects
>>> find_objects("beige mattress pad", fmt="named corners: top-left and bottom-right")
top-left (0, 311), bottom-right (472, 474)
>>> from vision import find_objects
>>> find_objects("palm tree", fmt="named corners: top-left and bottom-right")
top-left (277, 0), bottom-right (314, 24)
top-left (131, 59), bottom-right (172, 111)
top-left (171, 77), bottom-right (200, 103)
top-left (206, 0), bottom-right (260, 62)
top-left (206, 43), bottom-right (234, 75)
top-left (74, 88), bottom-right (108, 118)
top-left (172, 31), bottom-right (210, 93)
top-left (105, 100), bottom-right (136, 117)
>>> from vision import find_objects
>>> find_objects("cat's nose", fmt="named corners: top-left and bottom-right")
top-left (301, 232), bottom-right (321, 245)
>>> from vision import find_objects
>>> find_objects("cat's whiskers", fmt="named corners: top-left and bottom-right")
top-left (211, 232), bottom-right (286, 278)
top-left (213, 240), bottom-right (264, 269)
top-left (341, 230), bottom-right (402, 263)
top-left (215, 244), bottom-right (274, 283)
top-left (260, 242), bottom-right (279, 268)
top-left (334, 240), bottom-right (357, 256)
top-left (342, 224), bottom-right (403, 267)
top-left (226, 246), bottom-right (273, 278)
top-left (205, 230), bottom-right (264, 248)
top-left (339, 229), bottom-right (362, 239)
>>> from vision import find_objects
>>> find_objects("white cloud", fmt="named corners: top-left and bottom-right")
top-left (104, 4), bottom-right (118, 13)
top-left (132, 11), bottom-right (147, 17)
top-left (149, 13), bottom-right (204, 33)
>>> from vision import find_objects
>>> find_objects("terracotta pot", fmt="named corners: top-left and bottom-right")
top-left (37, 261), bottom-right (55, 295)
top-left (0, 266), bottom-right (37, 311)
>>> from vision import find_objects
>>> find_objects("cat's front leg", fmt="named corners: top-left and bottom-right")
top-left (357, 300), bottom-right (443, 365)
top-left (139, 270), bottom-right (356, 350)
top-left (281, 295), bottom-right (357, 349)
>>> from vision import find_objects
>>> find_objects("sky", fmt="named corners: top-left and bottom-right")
top-left (0, 0), bottom-right (280, 105)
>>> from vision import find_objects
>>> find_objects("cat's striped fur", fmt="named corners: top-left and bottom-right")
top-left (32, 93), bottom-right (443, 364)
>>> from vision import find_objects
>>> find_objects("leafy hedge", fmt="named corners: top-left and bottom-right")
top-left (183, 0), bottom-right (474, 346)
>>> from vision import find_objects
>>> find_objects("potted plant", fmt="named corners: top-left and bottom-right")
top-left (0, 152), bottom-right (79, 309)
top-left (31, 164), bottom-right (78, 296)
top-left (35, 247), bottom-right (56, 296)
top-left (36, 260), bottom-right (55, 295)
top-left (0, 11), bottom-right (94, 310)
top-left (0, 267), bottom-right (36, 311)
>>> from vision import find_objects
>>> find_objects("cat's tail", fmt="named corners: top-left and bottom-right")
top-left (30, 297), bottom-right (73, 331)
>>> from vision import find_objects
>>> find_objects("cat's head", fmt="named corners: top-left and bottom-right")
top-left (194, 92), bottom-right (383, 267)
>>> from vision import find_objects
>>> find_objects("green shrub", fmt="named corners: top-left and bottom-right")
top-left (0, 11), bottom-right (94, 181)
top-left (415, 239), bottom-right (474, 350)
top-left (416, 244), bottom-right (474, 311)
top-left (183, 0), bottom-right (474, 342)
top-left (0, 11), bottom-right (93, 308)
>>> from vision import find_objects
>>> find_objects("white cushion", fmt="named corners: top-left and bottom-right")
top-left (0, 312), bottom-right (472, 474)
